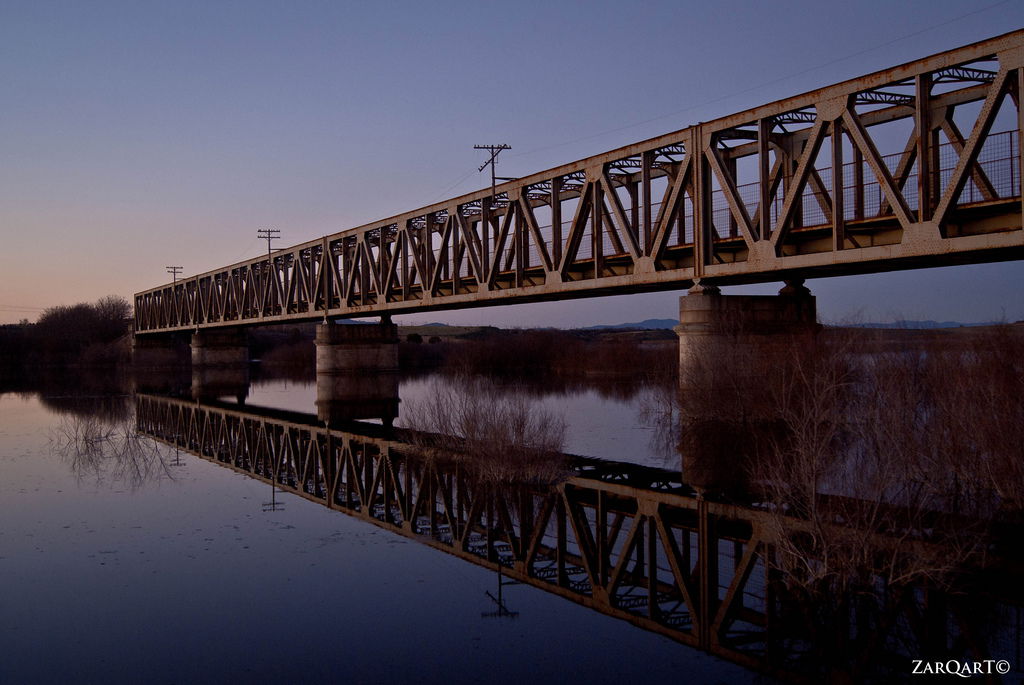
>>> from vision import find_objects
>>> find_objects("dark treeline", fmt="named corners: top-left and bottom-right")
top-left (253, 323), bottom-right (679, 384)
top-left (249, 323), bottom-right (316, 365)
top-left (1, 302), bottom-right (675, 394)
top-left (398, 327), bottom-right (677, 380)
top-left (0, 296), bottom-right (132, 373)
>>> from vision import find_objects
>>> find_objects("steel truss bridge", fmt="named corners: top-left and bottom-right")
top-left (135, 394), bottom-right (1019, 680)
top-left (135, 31), bottom-right (1024, 334)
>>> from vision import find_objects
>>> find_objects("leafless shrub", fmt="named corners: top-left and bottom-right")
top-left (920, 326), bottom-right (1024, 516)
top-left (50, 412), bottom-right (175, 489)
top-left (400, 374), bottom-right (569, 486)
top-left (744, 328), bottom-right (1013, 595)
top-left (689, 326), bottom-right (1024, 679)
top-left (656, 322), bottom-right (1024, 679)
top-left (636, 379), bottom-right (682, 460)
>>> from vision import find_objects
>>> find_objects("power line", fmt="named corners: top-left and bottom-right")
top-left (166, 266), bottom-right (183, 283)
top-left (227, 237), bottom-right (261, 266)
top-left (0, 304), bottom-right (46, 312)
top-left (429, 166), bottom-right (479, 203)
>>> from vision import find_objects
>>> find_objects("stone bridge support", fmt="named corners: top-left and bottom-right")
top-left (191, 328), bottom-right (249, 367)
top-left (675, 280), bottom-right (819, 494)
top-left (676, 281), bottom-right (818, 392)
top-left (315, 321), bottom-right (399, 426)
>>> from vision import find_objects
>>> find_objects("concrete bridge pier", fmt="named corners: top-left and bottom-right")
top-left (315, 320), bottom-right (399, 426)
top-left (316, 374), bottom-right (400, 426)
top-left (675, 279), bottom-right (819, 401)
top-left (675, 279), bottom-right (819, 493)
top-left (191, 328), bottom-right (249, 367)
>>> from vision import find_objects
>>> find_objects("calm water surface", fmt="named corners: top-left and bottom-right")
top-left (0, 371), bottom-right (758, 685)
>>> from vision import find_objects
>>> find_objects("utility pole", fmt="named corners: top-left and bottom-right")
top-left (481, 564), bottom-right (519, 619)
top-left (257, 229), bottom-right (280, 316)
top-left (474, 144), bottom-right (510, 267)
top-left (474, 144), bottom-right (511, 209)
top-left (257, 228), bottom-right (280, 264)
top-left (262, 483), bottom-right (285, 512)
top-left (166, 266), bottom-right (183, 283)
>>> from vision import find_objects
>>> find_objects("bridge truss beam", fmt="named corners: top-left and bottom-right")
top-left (136, 31), bottom-right (1024, 334)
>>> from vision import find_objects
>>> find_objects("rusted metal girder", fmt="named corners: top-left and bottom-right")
top-left (135, 394), bottom-right (1015, 680)
top-left (135, 31), bottom-right (1024, 334)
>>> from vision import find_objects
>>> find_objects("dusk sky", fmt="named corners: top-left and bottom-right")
top-left (2, 0), bottom-right (1022, 327)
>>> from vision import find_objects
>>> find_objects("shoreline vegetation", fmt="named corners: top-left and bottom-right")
top-left (2, 295), bottom-right (1022, 394)
top-left (0, 296), bottom-right (133, 368)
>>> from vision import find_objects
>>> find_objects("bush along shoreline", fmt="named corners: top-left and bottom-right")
top-left (0, 296), bottom-right (132, 373)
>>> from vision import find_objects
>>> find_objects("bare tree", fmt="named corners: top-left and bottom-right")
top-left (400, 373), bottom-right (569, 485)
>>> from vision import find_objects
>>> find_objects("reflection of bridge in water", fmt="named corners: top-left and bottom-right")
top-left (135, 393), bottom-right (1021, 681)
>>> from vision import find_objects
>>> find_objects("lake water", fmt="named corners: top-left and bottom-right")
top-left (4, 364), bottom-right (1022, 684)
top-left (0, 369), bottom-right (764, 685)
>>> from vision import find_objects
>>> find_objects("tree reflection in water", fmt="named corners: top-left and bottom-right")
top-left (660, 324), bottom-right (1024, 681)
top-left (400, 372), bottom-right (570, 486)
top-left (50, 411), bottom-right (175, 488)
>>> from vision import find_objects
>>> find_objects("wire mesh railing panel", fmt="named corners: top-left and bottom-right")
top-left (703, 129), bottom-right (1020, 238)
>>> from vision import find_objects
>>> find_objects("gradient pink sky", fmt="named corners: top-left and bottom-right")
top-left (2, 0), bottom-right (1022, 327)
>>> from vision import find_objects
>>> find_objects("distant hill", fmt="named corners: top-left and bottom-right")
top-left (584, 318), bottom-right (1010, 331)
top-left (585, 318), bottom-right (678, 330)
top-left (848, 320), bottom-right (1001, 330)
top-left (397, 318), bottom-right (1012, 332)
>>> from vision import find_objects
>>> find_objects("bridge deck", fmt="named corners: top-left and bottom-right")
top-left (135, 30), bottom-right (1024, 334)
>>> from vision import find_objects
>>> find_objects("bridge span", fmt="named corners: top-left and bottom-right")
top-left (134, 30), bottom-right (1024, 336)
